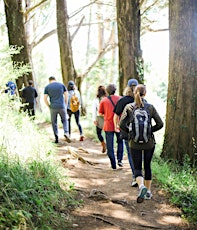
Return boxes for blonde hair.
[123,85,136,97]
[134,84,146,107]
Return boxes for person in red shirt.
[99,84,123,170]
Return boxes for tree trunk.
[116,0,144,95]
[4,0,33,96]
[56,0,77,86]
[162,0,197,164]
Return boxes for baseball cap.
[127,79,138,87]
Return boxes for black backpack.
[129,103,152,143]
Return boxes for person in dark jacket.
[22,80,38,118]
[113,79,138,187]
[120,84,163,203]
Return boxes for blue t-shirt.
[44,82,67,109]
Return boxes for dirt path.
[44,124,192,230]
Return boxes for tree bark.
[4,0,33,95]
[162,0,197,164]
[116,0,144,95]
[56,0,77,86]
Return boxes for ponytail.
[134,84,146,108]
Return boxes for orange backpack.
[70,93,80,112]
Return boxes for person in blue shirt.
[44,76,70,144]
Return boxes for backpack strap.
[107,96,115,107]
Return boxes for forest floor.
[43,123,195,230]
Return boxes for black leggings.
[96,126,104,143]
[130,147,155,180]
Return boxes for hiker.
[113,79,139,187]
[44,76,70,144]
[120,84,163,203]
[92,85,107,153]
[67,81,84,141]
[5,81,17,99]
[22,80,38,118]
[99,83,123,170]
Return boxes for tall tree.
[116,0,143,94]
[4,0,33,96]
[56,0,77,86]
[162,0,197,164]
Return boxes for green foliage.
[0,154,77,229]
[152,156,197,223]
[0,54,79,229]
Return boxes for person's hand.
[94,121,97,126]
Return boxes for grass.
[152,155,197,224]
[0,97,79,229]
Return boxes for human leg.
[131,148,147,203]
[125,140,137,186]
[144,147,155,199]
[115,132,123,166]
[50,109,58,142]
[59,109,71,143]
[97,126,106,153]
[74,110,83,140]
[105,131,116,169]
[67,109,72,136]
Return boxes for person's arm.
[92,98,98,124]
[44,94,50,108]
[151,106,164,132]
[64,91,68,105]
[119,104,133,133]
[113,114,120,132]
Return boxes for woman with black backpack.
[120,84,163,203]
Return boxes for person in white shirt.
[92,85,107,153]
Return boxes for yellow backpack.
[70,93,80,112]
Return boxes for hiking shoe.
[145,191,152,200]
[137,185,147,203]
[131,179,138,187]
[55,135,59,143]
[118,162,123,167]
[80,135,84,141]
[64,134,71,143]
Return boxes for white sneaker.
[137,185,147,203]
[145,191,152,200]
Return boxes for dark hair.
[49,76,56,81]
[28,80,33,85]
[134,84,146,107]
[96,86,107,99]
[106,84,116,95]
[67,81,75,91]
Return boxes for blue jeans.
[124,140,135,179]
[50,108,69,137]
[105,131,123,169]
[130,147,155,180]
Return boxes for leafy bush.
[152,157,197,223]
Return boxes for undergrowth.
[152,156,197,224]
[0,96,79,229]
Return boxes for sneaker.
[145,191,152,200]
[137,185,147,203]
[118,162,123,167]
[131,179,138,187]
[55,135,59,144]
[80,135,84,141]
[64,134,71,143]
